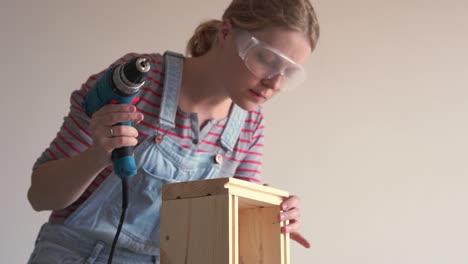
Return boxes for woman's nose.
[261,74,284,91]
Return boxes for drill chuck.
[112,57,151,96]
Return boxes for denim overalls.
[28,51,247,264]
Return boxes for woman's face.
[218,25,312,111]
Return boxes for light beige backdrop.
[1,0,467,263]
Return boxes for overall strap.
[219,104,248,152]
[158,51,185,130]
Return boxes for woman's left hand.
[279,195,311,248]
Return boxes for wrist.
[85,146,112,169]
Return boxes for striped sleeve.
[32,53,139,171]
[233,110,265,183]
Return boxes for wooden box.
[160,177,290,264]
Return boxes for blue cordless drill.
[83,56,151,179]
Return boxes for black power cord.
[108,178,129,264]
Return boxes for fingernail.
[282,204,288,210]
[280,213,286,221]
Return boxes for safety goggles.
[234,29,307,91]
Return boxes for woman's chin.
[234,100,261,112]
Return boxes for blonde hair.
[186,0,320,57]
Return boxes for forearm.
[27,146,110,211]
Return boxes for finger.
[279,207,301,221]
[290,232,311,249]
[281,195,300,211]
[92,112,144,127]
[93,104,136,117]
[282,219,301,234]
[107,125,139,138]
[92,135,139,153]
[92,124,139,139]
[160,248,169,264]
[108,136,139,150]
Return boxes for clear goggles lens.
[235,29,307,90]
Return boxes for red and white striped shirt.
[33,52,266,223]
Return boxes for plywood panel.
[238,206,284,264]
[161,195,230,264]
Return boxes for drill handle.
[111,116,138,179]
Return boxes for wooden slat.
[162,177,289,202]
[281,219,291,264]
[230,195,239,264]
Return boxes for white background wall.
[1,0,467,263]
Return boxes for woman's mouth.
[249,89,266,102]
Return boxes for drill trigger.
[131,96,141,105]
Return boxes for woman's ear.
[218,19,233,42]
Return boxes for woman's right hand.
[88,104,144,166]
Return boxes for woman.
[27,0,320,263]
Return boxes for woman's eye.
[284,67,298,77]
[256,52,277,65]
